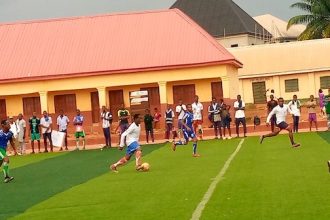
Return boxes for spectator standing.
[208,97,222,139]
[319,89,326,118]
[288,95,301,133]
[16,113,26,155]
[153,108,161,129]
[117,104,130,144]
[144,109,154,144]
[165,104,175,141]
[306,95,318,131]
[29,112,41,154]
[176,99,187,141]
[8,116,19,155]
[267,95,278,132]
[57,110,70,151]
[101,106,112,148]
[325,89,330,131]
[40,111,53,152]
[265,89,276,101]
[192,95,204,140]
[73,109,85,150]
[234,95,247,138]
[221,103,232,139]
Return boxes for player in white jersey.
[110,114,144,172]
[260,97,300,148]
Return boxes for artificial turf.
[1,133,330,220]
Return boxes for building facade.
[229,39,330,104]
[0,9,241,133]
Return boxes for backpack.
[254,116,261,128]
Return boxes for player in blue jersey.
[0,120,16,183]
[172,104,200,157]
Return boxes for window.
[285,79,299,92]
[54,94,77,114]
[320,76,330,89]
[252,82,267,104]
[23,97,41,116]
[231,44,238,48]
[173,84,195,104]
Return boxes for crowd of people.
[2,89,330,156]
[1,89,330,180]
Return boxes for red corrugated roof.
[0,9,242,83]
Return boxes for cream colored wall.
[229,39,330,77]
[217,34,265,48]
[240,70,330,103]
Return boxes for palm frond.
[287,15,315,29]
[290,2,312,12]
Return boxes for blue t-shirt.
[183,112,194,130]
[0,130,13,149]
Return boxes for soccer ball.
[141,162,150,172]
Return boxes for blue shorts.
[183,129,196,141]
[126,141,140,156]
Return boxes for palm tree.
[287,0,330,40]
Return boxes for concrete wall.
[217,34,265,48]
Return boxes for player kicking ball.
[0,120,16,183]
[110,114,144,172]
[172,104,200,157]
[260,97,300,148]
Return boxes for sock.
[175,140,183,146]
[82,139,86,148]
[193,143,197,154]
[3,162,9,178]
[76,140,80,149]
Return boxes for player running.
[172,104,200,157]
[0,120,16,183]
[260,97,300,148]
[110,114,144,172]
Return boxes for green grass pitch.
[0,132,330,220]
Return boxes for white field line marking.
[190,138,245,220]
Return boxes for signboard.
[129,90,149,116]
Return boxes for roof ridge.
[0,9,175,27]
[173,8,242,66]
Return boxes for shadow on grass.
[0,144,164,219]
[317,131,330,143]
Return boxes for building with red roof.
[0,9,241,137]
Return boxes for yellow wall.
[0,64,237,115]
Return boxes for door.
[173,84,195,105]
[109,90,124,122]
[54,94,77,114]
[90,92,100,123]
[0,99,7,120]
[252,82,267,104]
[141,87,161,112]
[211,82,223,101]
[23,97,41,117]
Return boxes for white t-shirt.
[101,111,112,128]
[234,101,246,118]
[288,100,301,116]
[10,123,20,138]
[267,104,292,124]
[120,122,141,147]
[40,116,52,134]
[192,102,203,120]
[176,104,187,120]
[16,119,26,142]
[57,115,69,131]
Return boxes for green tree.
[287,0,330,40]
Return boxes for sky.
[0,0,302,23]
